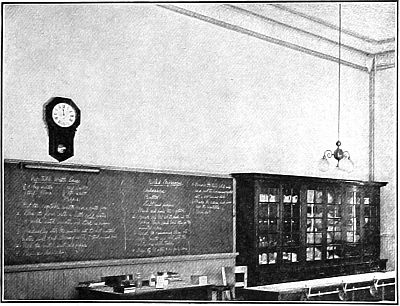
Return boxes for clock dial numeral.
[52,103,77,127]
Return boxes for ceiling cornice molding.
[159,4,395,72]
[224,4,369,56]
[229,3,395,55]
[270,3,395,45]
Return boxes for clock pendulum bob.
[48,128,76,162]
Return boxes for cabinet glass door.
[258,186,279,265]
[306,188,324,261]
[282,186,300,263]
[343,189,362,259]
[362,191,379,259]
[326,187,343,259]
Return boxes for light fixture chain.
[319,4,354,173]
[338,3,341,141]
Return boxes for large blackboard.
[4,161,233,265]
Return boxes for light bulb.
[318,157,330,172]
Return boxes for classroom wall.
[374,67,396,271]
[3,4,396,299]
[3,4,371,179]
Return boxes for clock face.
[52,103,77,127]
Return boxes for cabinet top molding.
[231,173,387,187]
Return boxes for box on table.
[191,275,208,285]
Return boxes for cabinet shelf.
[233,173,387,286]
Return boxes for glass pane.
[307,204,323,217]
[283,251,298,262]
[283,220,291,232]
[258,206,268,218]
[327,205,340,218]
[346,231,355,242]
[307,190,315,203]
[259,253,267,264]
[268,188,279,202]
[345,206,353,215]
[292,204,300,216]
[268,252,277,264]
[306,247,322,261]
[283,194,292,203]
[327,231,341,243]
[269,203,278,216]
[283,204,291,218]
[307,232,323,244]
[282,234,291,244]
[345,192,354,204]
[269,219,277,232]
[259,236,267,247]
[268,234,278,245]
[292,220,300,232]
[258,219,267,231]
[328,189,342,204]
[333,231,342,241]
[364,206,371,217]
[327,232,333,244]
[314,218,323,231]
[315,191,323,203]
[306,247,313,261]
[327,191,333,203]
[307,219,313,232]
[307,233,314,244]
[314,233,322,244]
[327,218,340,229]
[327,245,342,259]
[314,247,322,260]
[314,205,323,216]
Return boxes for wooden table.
[239,271,396,301]
[76,282,214,300]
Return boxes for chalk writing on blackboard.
[192,181,233,215]
[13,173,118,260]
[4,161,233,265]
[126,176,191,257]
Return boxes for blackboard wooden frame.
[4,252,239,272]
[3,159,236,269]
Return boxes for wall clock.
[44,97,81,162]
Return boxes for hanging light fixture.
[319,4,354,173]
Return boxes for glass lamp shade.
[338,156,354,172]
[318,157,330,172]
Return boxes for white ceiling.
[247,3,397,43]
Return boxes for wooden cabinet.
[232,173,388,286]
